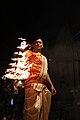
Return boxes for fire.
[2,38,31,81]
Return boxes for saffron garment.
[23,50,56,120]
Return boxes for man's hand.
[51,85,56,95]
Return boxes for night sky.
[0,1,80,73]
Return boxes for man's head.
[32,38,43,52]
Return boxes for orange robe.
[23,50,55,120]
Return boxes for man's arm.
[46,73,56,95]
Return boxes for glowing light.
[2,38,32,81]
[18,38,26,40]
[17,41,28,50]
[14,52,18,54]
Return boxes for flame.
[2,39,32,81]
[14,52,18,55]
[3,57,32,80]
[18,38,26,41]
[17,41,28,50]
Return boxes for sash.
[39,55,48,78]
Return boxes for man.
[23,38,56,120]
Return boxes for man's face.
[32,39,43,51]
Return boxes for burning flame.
[2,38,31,81]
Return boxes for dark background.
[0,1,80,64]
[0,1,80,63]
[0,1,80,120]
